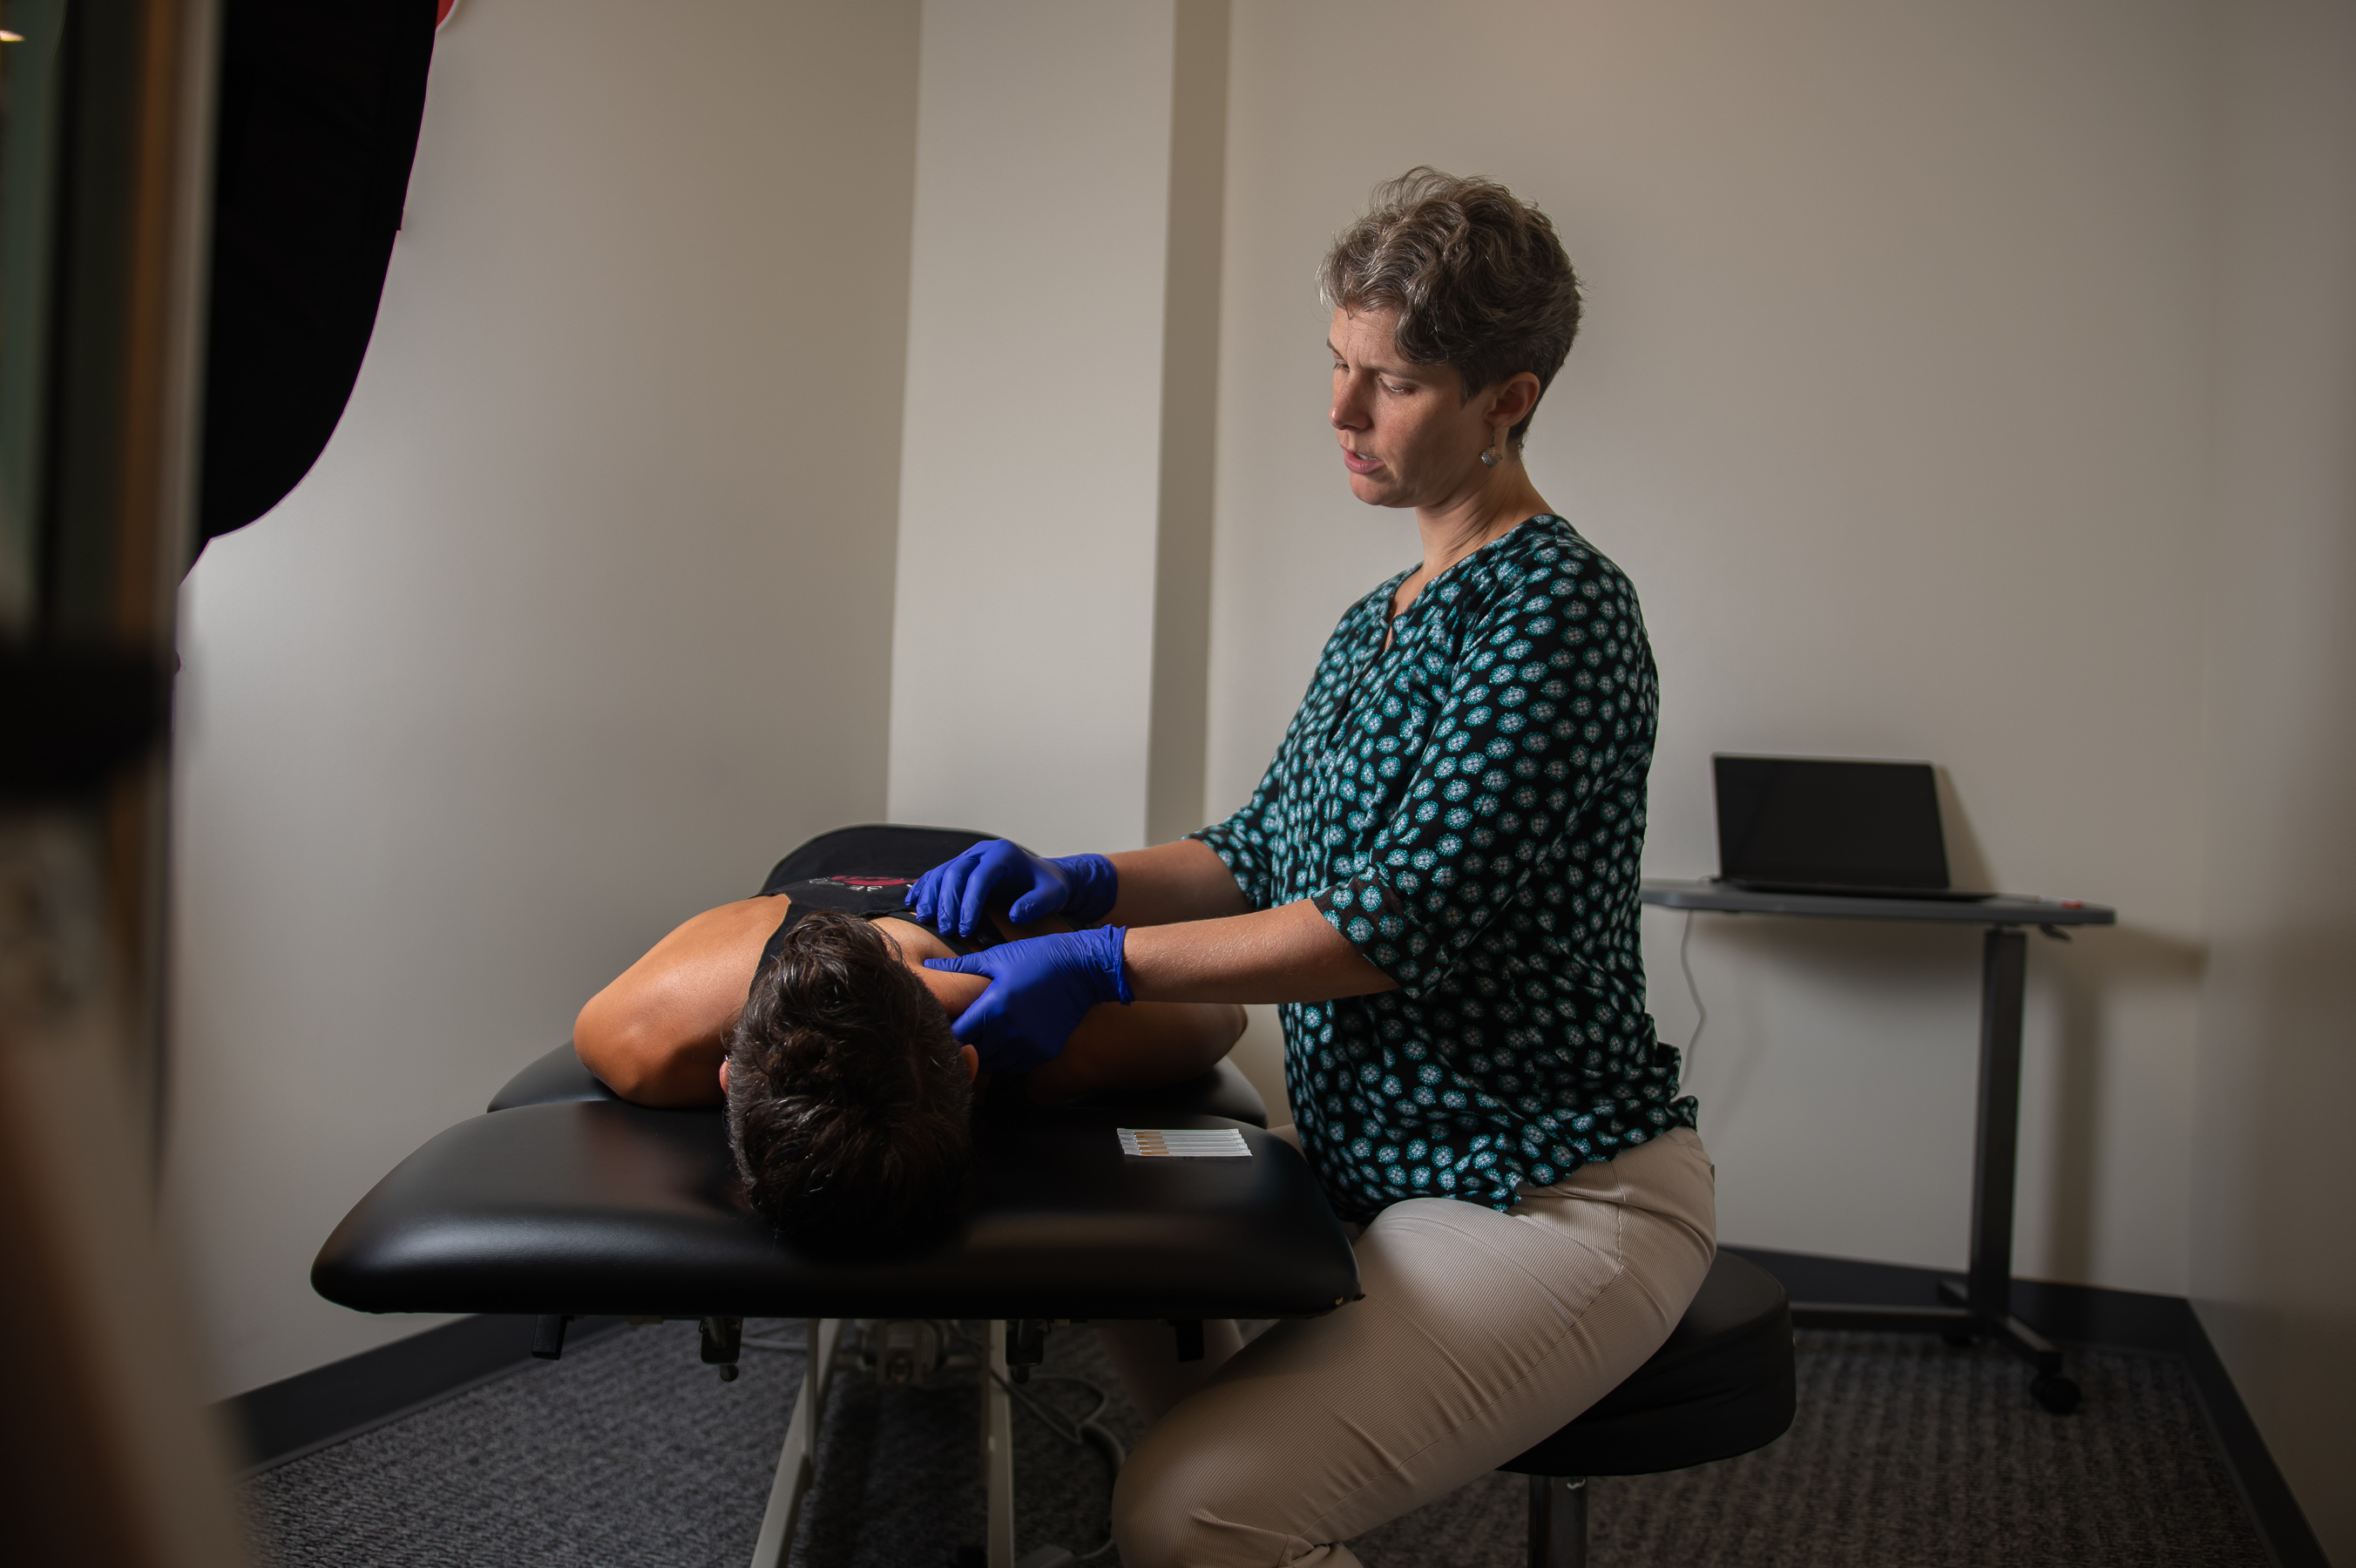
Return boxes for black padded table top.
[320,821,1350,1326]
[314,1098,1356,1321]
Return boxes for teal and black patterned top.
[1193,515,1696,1221]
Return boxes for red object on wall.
[436,0,458,27]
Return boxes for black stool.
[1499,1252,1796,1568]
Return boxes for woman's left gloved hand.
[925,926,1132,1074]
[905,840,1119,937]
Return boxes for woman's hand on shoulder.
[905,840,1119,936]
[876,907,1093,1050]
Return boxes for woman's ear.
[1485,370,1542,436]
[960,1044,980,1083]
[719,1058,732,1095]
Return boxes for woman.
[909,169,1712,1566]
[572,855,1245,1250]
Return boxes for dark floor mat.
[244,1326,2265,1567]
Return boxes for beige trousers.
[1099,1126,1716,1568]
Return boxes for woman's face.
[1329,306,1495,510]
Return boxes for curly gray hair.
[1320,168,1583,447]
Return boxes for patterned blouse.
[1193,515,1696,1221]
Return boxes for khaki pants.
[1099,1126,1716,1568]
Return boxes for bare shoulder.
[869,915,955,963]
[587,896,793,1021]
[683,895,794,943]
[591,895,790,1004]
[869,916,988,1024]
[574,893,792,1108]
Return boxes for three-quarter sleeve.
[1192,777,1282,911]
[1190,588,1396,915]
[1310,564,1655,1001]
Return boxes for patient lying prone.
[573,891,1245,1248]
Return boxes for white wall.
[886,0,1182,855]
[2191,0,2356,1555]
[1208,0,2217,1294]
[884,0,1286,1105]
[163,0,922,1399]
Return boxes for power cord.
[944,1322,1127,1560]
[1678,909,1709,1089]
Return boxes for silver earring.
[1479,439,1502,470]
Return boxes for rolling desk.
[1642,879,2116,1412]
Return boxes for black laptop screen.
[1713,755,1951,891]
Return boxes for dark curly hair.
[725,911,973,1251]
[1319,167,1583,447]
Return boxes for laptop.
[1712,754,1991,901]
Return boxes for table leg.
[983,1320,1016,1568]
[749,1317,842,1568]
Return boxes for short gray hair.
[1320,168,1582,445]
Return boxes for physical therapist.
[908,168,1713,1568]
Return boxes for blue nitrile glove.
[924,925,1132,1074]
[905,839,1120,937]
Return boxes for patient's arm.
[573,898,1247,1109]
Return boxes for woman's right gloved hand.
[924,925,1132,1074]
[904,839,1118,937]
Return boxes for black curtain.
[196,0,436,556]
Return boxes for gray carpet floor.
[243,1323,2268,1567]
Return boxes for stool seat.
[1500,1250,1795,1477]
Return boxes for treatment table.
[313,826,1360,1568]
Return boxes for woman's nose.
[1331,384,1367,429]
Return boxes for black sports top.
[753,869,1006,980]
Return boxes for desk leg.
[749,1317,842,1568]
[1967,927,2027,1321]
[1954,928,2077,1412]
[1790,926,2078,1412]
[983,1320,1017,1568]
